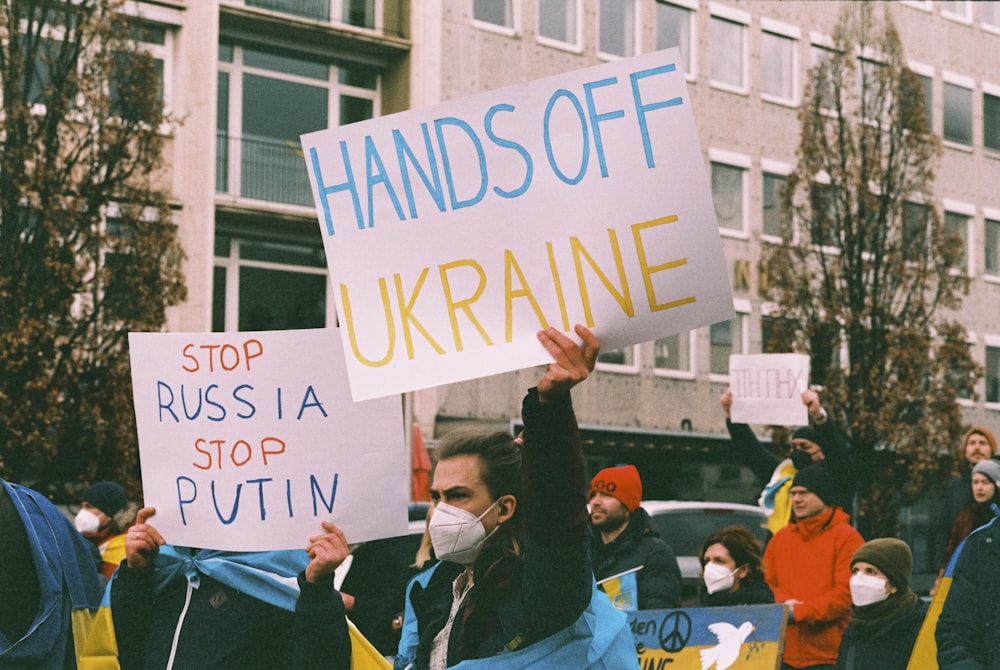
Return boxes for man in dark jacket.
[936,514,1000,668]
[589,464,682,610]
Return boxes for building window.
[982,1,1000,29]
[987,344,1000,404]
[599,0,635,58]
[810,183,841,248]
[810,43,840,111]
[597,345,637,371]
[943,80,972,145]
[761,315,796,354]
[656,1,692,76]
[712,162,745,234]
[710,16,745,90]
[538,0,579,46]
[986,218,1000,275]
[654,332,693,374]
[213,235,330,332]
[762,172,787,238]
[710,315,745,376]
[985,91,1000,152]
[944,210,969,272]
[474,0,513,28]
[917,72,934,131]
[902,202,929,261]
[941,0,972,22]
[217,43,378,207]
[761,30,795,102]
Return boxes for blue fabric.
[394,575,638,670]
[0,480,104,668]
[148,545,310,612]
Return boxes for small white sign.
[128,329,408,551]
[728,353,810,426]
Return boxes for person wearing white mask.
[76,480,138,579]
[397,326,639,670]
[698,525,773,607]
[836,539,926,670]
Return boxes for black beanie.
[791,464,837,507]
[82,481,128,517]
[851,538,913,593]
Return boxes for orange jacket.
[764,507,864,668]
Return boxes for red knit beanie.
[589,465,643,512]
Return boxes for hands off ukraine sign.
[302,48,733,401]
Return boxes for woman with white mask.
[836,538,926,670]
[698,525,773,607]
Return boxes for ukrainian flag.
[597,565,642,612]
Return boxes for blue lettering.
[629,64,682,169]
[394,125,446,218]
[211,480,242,525]
[181,385,203,420]
[484,103,533,198]
[158,381,178,423]
[176,476,196,525]
[543,89,590,185]
[434,117,488,209]
[276,387,283,420]
[365,135,406,227]
[204,383,226,421]
[297,385,328,420]
[247,477,272,521]
[583,77,625,178]
[311,473,339,515]
[286,478,294,518]
[234,384,256,419]
[310,142,364,236]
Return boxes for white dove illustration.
[699,621,755,670]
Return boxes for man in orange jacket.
[763,464,864,670]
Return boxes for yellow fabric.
[71,608,97,666]
[766,463,797,535]
[905,576,950,670]
[100,534,128,570]
[78,603,119,670]
[349,620,391,670]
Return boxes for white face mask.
[428,499,501,565]
[703,561,737,594]
[74,509,101,535]
[850,572,891,607]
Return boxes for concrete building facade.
[127,0,1000,576]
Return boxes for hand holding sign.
[537,324,600,404]
[305,520,350,583]
[126,506,165,569]
[728,354,810,426]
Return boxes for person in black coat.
[837,538,926,670]
[589,464,682,610]
[698,524,774,607]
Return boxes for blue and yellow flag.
[598,565,642,612]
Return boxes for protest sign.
[128,328,408,551]
[728,353,810,425]
[628,604,786,670]
[302,48,733,400]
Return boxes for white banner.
[302,48,733,400]
[128,329,408,551]
[728,353,810,426]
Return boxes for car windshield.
[648,509,767,556]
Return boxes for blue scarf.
[1,480,104,668]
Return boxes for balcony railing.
[217,133,314,208]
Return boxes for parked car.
[640,500,769,607]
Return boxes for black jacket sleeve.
[519,387,592,642]
[813,418,856,510]
[935,522,994,669]
[726,419,781,484]
[110,563,155,670]
[290,572,352,670]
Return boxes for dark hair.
[699,525,765,582]
[434,431,523,531]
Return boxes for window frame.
[655,0,698,81]
[708,3,750,94]
[941,0,973,24]
[983,80,1000,154]
[596,344,640,374]
[472,0,519,37]
[942,199,975,277]
[536,0,584,52]
[710,148,751,239]
[983,207,1000,281]
[761,158,793,242]
[908,60,935,134]
[707,300,750,383]
[981,0,1000,34]
[653,330,697,380]
[984,334,1000,408]
[759,18,800,107]
[597,0,638,60]
[942,71,974,149]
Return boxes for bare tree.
[0,0,185,499]
[763,2,979,537]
